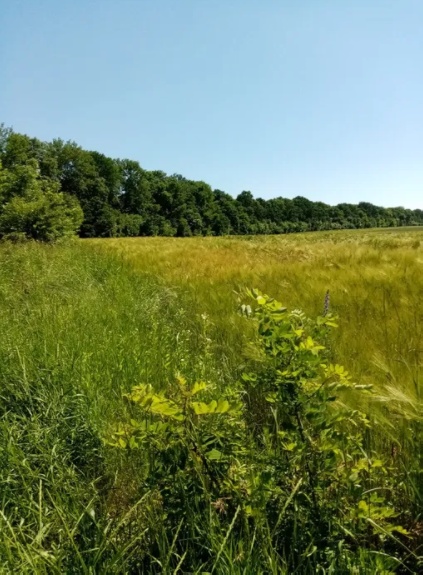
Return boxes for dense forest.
[1,123,422,240]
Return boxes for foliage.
[108,287,417,572]
[109,376,243,551]
[0,241,227,573]
[239,290,410,565]
[1,124,423,239]
[1,236,422,573]
[0,159,83,241]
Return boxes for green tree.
[0,160,83,241]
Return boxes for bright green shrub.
[111,288,414,573]
[239,290,410,569]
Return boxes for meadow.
[91,228,423,410]
[1,228,422,573]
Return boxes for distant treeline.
[1,124,422,238]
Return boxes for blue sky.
[1,0,422,208]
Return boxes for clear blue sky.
[1,0,422,208]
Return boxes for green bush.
[0,160,83,241]
[111,288,415,573]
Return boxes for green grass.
[0,241,229,573]
[91,228,423,417]
[1,229,423,573]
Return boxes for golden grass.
[88,228,423,430]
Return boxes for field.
[90,228,423,408]
[1,228,423,573]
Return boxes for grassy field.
[1,228,423,573]
[90,228,423,414]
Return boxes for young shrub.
[240,289,410,570]
[110,289,413,573]
[108,376,245,570]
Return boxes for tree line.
[1,123,422,240]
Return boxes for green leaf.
[390,525,409,535]
[215,399,230,413]
[191,381,208,395]
[129,435,138,449]
[192,401,213,415]
[206,448,224,460]
[208,400,218,412]
[149,396,184,420]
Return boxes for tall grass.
[90,228,423,418]
[1,228,422,572]
[0,241,229,573]
[91,228,423,569]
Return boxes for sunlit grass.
[1,228,422,572]
[89,228,423,416]
[0,241,229,573]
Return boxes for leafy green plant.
[109,287,417,572]
[109,375,243,495]
[240,289,411,569]
[108,376,247,571]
